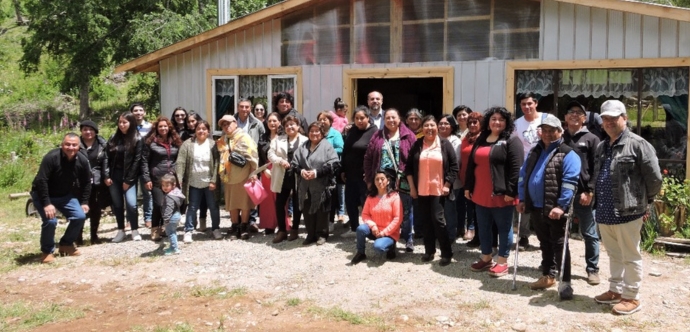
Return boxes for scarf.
[217,128,258,184]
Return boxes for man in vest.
[592,100,661,315]
[518,114,581,300]
[563,103,601,286]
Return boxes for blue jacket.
[519,138,580,211]
[326,127,344,156]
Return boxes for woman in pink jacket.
[351,169,402,265]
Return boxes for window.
[212,76,238,134]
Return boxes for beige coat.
[175,138,220,201]
[268,134,308,193]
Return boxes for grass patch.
[307,305,392,330]
[0,301,85,331]
[0,193,41,273]
[286,297,302,307]
[190,286,246,299]
[457,299,492,311]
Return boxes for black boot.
[229,224,239,240]
[240,223,250,240]
[90,220,101,244]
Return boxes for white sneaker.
[183,232,193,243]
[212,229,222,240]
[131,229,142,241]
[112,230,126,243]
[328,223,334,233]
[341,229,356,238]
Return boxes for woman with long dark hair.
[340,106,377,236]
[351,169,402,265]
[142,116,182,241]
[105,112,143,243]
[172,107,189,138]
[182,112,203,142]
[406,115,459,266]
[460,112,483,245]
[257,112,283,235]
[464,107,523,277]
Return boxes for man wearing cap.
[592,100,661,315]
[563,104,602,286]
[31,133,92,263]
[517,114,580,300]
[77,120,109,245]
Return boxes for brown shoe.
[463,229,475,241]
[529,276,555,290]
[594,290,622,304]
[272,231,288,244]
[287,229,299,241]
[41,253,55,264]
[612,299,642,315]
[151,228,161,241]
[58,245,81,256]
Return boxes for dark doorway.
[356,77,444,118]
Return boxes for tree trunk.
[79,78,90,120]
[12,0,26,25]
[197,0,204,13]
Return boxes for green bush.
[0,161,27,189]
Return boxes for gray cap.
[600,100,627,117]
[538,114,563,132]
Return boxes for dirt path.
[2,215,690,331]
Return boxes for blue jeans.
[399,192,414,242]
[475,205,514,258]
[110,169,139,230]
[344,177,368,231]
[31,192,86,254]
[139,176,152,222]
[455,189,476,231]
[336,183,345,216]
[573,200,600,273]
[186,186,220,232]
[443,189,460,241]
[165,218,180,251]
[356,223,395,254]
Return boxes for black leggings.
[275,173,301,232]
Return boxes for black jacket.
[32,148,92,206]
[141,140,180,184]
[563,127,600,194]
[341,124,377,178]
[278,109,309,134]
[105,135,143,186]
[465,134,524,198]
[405,137,459,196]
[79,135,108,186]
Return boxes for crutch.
[558,200,575,296]
[511,213,522,291]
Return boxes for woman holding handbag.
[269,115,308,243]
[176,120,222,240]
[217,115,259,240]
[363,108,417,252]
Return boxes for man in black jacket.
[31,133,92,263]
[563,103,601,286]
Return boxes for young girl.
[160,174,185,255]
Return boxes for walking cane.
[558,200,575,297]
[511,213,521,291]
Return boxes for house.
[116,0,690,177]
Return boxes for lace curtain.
[517,67,689,98]
[239,76,267,98]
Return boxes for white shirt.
[190,139,212,188]
[515,114,543,161]
[370,112,384,130]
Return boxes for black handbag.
[229,151,247,168]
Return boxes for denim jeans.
[399,192,414,243]
[443,189,460,242]
[344,177,367,231]
[187,186,220,232]
[532,209,571,282]
[455,189,476,231]
[110,168,139,230]
[573,200,600,273]
[31,192,86,254]
[356,223,395,254]
[139,175,152,222]
[165,219,180,251]
[475,205,514,258]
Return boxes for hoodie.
[162,187,186,224]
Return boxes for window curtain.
[239,76,267,98]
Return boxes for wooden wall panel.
[624,13,642,59]
[227,33,237,68]
[557,3,576,60]
[642,16,660,59]
[272,19,282,67]
[590,8,608,59]
[660,19,678,58]
[160,58,173,118]
[182,51,193,111]
[473,62,490,111]
[607,11,624,59]
[680,22,690,57]
[542,0,560,60]
[459,62,476,108]
[574,5,591,60]
[488,61,506,108]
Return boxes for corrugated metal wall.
[541,0,690,61]
[158,0,689,119]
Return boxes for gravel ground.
[6,208,690,331]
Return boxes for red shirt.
[471,145,518,208]
[459,138,474,185]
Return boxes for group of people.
[32,91,661,315]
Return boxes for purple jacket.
[363,124,417,184]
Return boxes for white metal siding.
[542,0,685,61]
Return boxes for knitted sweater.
[361,192,402,241]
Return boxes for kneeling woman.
[351,170,402,264]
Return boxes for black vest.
[522,142,573,216]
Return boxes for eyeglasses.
[468,120,480,125]
[174,114,186,118]
[567,109,585,116]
